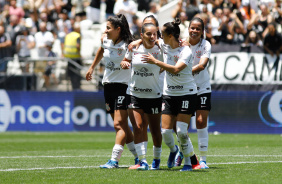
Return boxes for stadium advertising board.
[0,90,281,134]
[208,53,282,90]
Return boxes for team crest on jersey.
[196,50,201,58]
[151,52,159,59]
[105,103,110,111]
[174,55,179,63]
[128,103,135,108]
[162,102,165,111]
[117,48,123,56]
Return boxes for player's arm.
[120,58,131,69]
[192,57,209,75]
[86,37,105,81]
[143,53,186,74]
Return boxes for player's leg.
[176,114,193,171]
[130,108,149,170]
[146,113,162,170]
[161,114,179,168]
[125,109,139,164]
[196,109,209,169]
[196,92,211,169]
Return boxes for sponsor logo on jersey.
[167,72,180,77]
[133,67,154,77]
[167,85,184,90]
[106,61,121,71]
[133,87,153,92]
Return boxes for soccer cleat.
[128,163,140,170]
[199,161,209,169]
[190,154,201,169]
[167,145,179,168]
[137,161,149,170]
[180,165,193,171]
[151,159,160,170]
[134,157,139,165]
[192,161,201,169]
[99,160,119,169]
[174,151,183,166]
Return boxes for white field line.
[0,155,282,159]
[0,161,282,172]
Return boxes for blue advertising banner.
[0,90,281,134]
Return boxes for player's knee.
[176,121,188,143]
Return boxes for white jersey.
[101,37,131,85]
[161,44,197,96]
[190,39,212,95]
[125,44,163,98]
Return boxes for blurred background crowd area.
[0,0,281,91]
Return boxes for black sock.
[190,154,198,165]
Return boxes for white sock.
[197,127,208,161]
[153,146,162,159]
[111,144,124,162]
[176,121,189,157]
[161,128,176,152]
[177,134,194,157]
[187,136,195,157]
[135,142,147,162]
[184,156,192,166]
[126,141,138,158]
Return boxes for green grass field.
[0,132,281,184]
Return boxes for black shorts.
[104,83,128,113]
[196,93,211,111]
[127,95,162,114]
[162,94,197,116]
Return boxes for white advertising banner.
[208,53,282,85]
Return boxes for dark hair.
[107,14,134,45]
[143,15,161,38]
[189,16,205,38]
[141,23,157,34]
[163,18,181,40]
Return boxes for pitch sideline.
[0,160,282,172]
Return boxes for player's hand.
[86,68,93,81]
[128,39,142,51]
[142,53,156,64]
[120,61,131,69]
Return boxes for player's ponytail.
[163,18,181,40]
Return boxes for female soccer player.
[126,15,163,170]
[175,16,212,169]
[143,18,197,171]
[120,23,163,171]
[85,14,138,169]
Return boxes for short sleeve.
[178,46,193,65]
[125,49,132,60]
[201,40,211,59]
